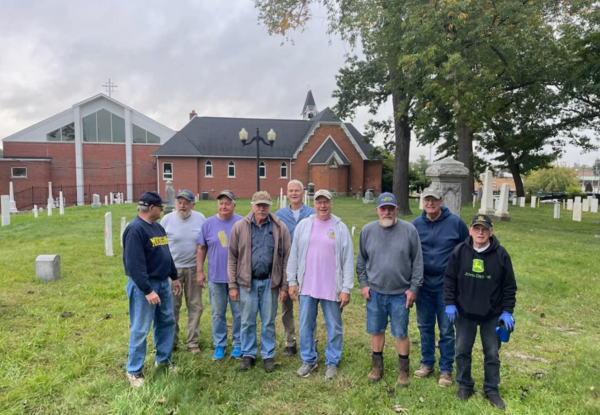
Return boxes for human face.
[470,224,493,247]
[217,197,235,219]
[150,204,163,221]
[176,197,194,219]
[314,196,332,221]
[287,184,303,206]
[423,196,443,216]
[376,205,398,228]
[252,203,270,224]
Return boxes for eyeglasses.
[471,226,490,233]
[152,205,164,211]
[314,200,331,206]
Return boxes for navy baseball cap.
[471,214,493,229]
[176,189,195,202]
[217,189,236,201]
[138,191,166,207]
[377,192,398,208]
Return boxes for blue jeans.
[416,289,455,373]
[239,279,278,359]
[299,295,343,366]
[209,281,241,349]
[126,278,175,375]
[366,290,409,339]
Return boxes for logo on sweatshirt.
[472,259,484,273]
[327,229,335,239]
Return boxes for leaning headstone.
[164,180,175,214]
[91,194,102,208]
[35,255,61,282]
[494,183,510,221]
[591,199,599,214]
[120,217,127,248]
[554,203,560,219]
[47,182,56,208]
[478,170,495,216]
[426,158,470,216]
[1,195,10,226]
[33,205,38,218]
[573,202,582,222]
[59,191,65,215]
[105,212,113,256]
[582,198,589,212]
[530,196,537,208]
[9,182,18,213]
[567,199,573,211]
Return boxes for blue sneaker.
[213,347,225,360]
[229,347,242,359]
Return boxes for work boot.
[397,358,410,387]
[283,346,297,357]
[456,388,475,400]
[368,354,384,382]
[263,358,275,373]
[438,372,454,387]
[239,356,255,371]
[414,365,434,378]
[485,393,506,410]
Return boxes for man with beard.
[161,189,206,354]
[356,192,423,387]
[275,180,315,357]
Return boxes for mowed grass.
[0,197,599,415]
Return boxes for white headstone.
[33,205,38,218]
[573,202,582,222]
[582,199,589,212]
[554,203,560,219]
[588,195,594,202]
[105,212,113,256]
[494,198,499,210]
[563,199,566,210]
[282,195,287,208]
[92,194,101,208]
[47,182,55,208]
[120,217,127,248]
[519,197,525,208]
[495,183,510,220]
[110,193,114,205]
[530,196,537,208]
[479,170,495,215]
[9,182,18,213]
[59,191,65,215]
[105,195,108,206]
[35,255,61,282]
[512,197,517,206]
[351,226,356,236]
[425,157,469,216]
[48,203,53,216]
[419,194,423,210]
[567,199,573,211]
[591,199,599,214]
[472,194,477,207]
[1,195,10,226]
[575,196,582,204]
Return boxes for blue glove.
[445,305,458,323]
[499,311,514,332]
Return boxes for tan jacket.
[228,211,291,292]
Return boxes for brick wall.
[0,160,51,195]
[133,145,160,186]
[82,143,126,185]
[364,160,382,195]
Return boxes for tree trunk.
[392,90,412,216]
[457,118,474,205]
[505,155,525,198]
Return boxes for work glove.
[499,311,514,332]
[445,305,458,323]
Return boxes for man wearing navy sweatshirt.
[412,187,468,387]
[123,191,182,388]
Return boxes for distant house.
[153,91,382,199]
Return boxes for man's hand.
[361,286,371,301]
[339,292,350,308]
[499,311,515,331]
[445,305,458,323]
[405,289,417,309]
[288,285,298,301]
[229,288,240,302]
[172,280,182,296]
[196,270,206,288]
[145,291,161,306]
[279,290,289,302]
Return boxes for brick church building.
[1,91,381,208]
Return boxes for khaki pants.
[281,296,296,348]
[171,267,203,350]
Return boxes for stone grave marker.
[48,203,53,216]
[120,217,127,248]
[363,189,374,204]
[1,195,10,226]
[47,182,56,208]
[591,199,599,214]
[105,195,108,206]
[426,157,469,216]
[582,199,589,212]
[519,197,525,208]
[105,212,113,256]
[164,180,175,214]
[554,203,560,219]
[494,183,510,221]
[33,205,38,218]
[92,194,102,208]
[567,199,573,210]
[512,197,517,206]
[418,194,423,210]
[35,255,61,282]
[9,182,18,213]
[573,202,582,222]
[530,196,537,208]
[59,191,65,215]
[479,170,495,215]
[575,196,582,204]
[351,226,356,236]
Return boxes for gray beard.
[177,210,192,219]
[380,218,395,228]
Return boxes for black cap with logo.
[470,214,493,229]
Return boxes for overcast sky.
[0,0,596,166]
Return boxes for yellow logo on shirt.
[150,236,168,247]
[327,229,335,239]
[218,230,228,247]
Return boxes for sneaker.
[126,372,145,388]
[325,365,337,380]
[438,372,454,387]
[283,345,297,357]
[414,365,435,378]
[397,358,410,387]
[230,347,242,359]
[263,358,275,373]
[297,362,318,378]
[485,393,506,410]
[188,347,200,355]
[213,347,225,361]
[456,388,475,401]
[239,356,255,371]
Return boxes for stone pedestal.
[35,255,61,282]
[47,182,56,208]
[164,180,175,214]
[494,183,510,221]
[425,157,469,216]
[478,170,495,216]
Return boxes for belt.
[252,275,271,280]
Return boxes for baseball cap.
[377,192,397,208]
[176,189,195,202]
[251,191,272,205]
[217,189,236,201]
[138,191,166,207]
[422,187,442,199]
[314,189,332,200]
[470,214,493,229]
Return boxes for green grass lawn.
[1,198,599,415]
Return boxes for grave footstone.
[494,183,510,221]
[479,170,495,215]
[519,197,525,208]
[591,199,599,214]
[9,182,18,213]
[1,195,10,226]
[105,212,113,256]
[573,202,582,222]
[426,157,469,216]
[567,199,573,211]
[35,255,61,282]
[59,191,65,215]
[92,194,102,208]
[554,203,560,219]
[33,205,38,218]
[582,199,589,212]
[530,196,537,208]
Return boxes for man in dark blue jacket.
[412,187,468,387]
[123,191,182,388]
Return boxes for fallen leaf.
[61,312,72,318]
[419,397,425,403]
[27,291,34,294]
[540,313,546,318]
[75,332,81,336]
[529,308,538,313]
[392,405,408,413]
[531,334,539,339]
[592,393,598,399]
[157,397,166,404]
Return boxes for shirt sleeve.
[198,221,208,246]
[444,248,459,305]
[409,227,424,295]
[124,229,153,295]
[501,250,518,313]
[356,228,369,288]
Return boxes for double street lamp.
[239,127,276,191]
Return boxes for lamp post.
[239,127,276,191]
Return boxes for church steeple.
[301,90,318,120]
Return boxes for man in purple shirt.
[197,190,244,360]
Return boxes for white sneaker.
[126,372,145,388]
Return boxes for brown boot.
[368,354,384,382]
[397,358,410,387]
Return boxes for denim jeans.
[239,278,278,359]
[126,278,176,375]
[298,295,343,366]
[416,289,455,373]
[209,281,241,349]
[455,315,501,393]
[365,290,409,339]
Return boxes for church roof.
[308,137,350,165]
[301,90,316,114]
